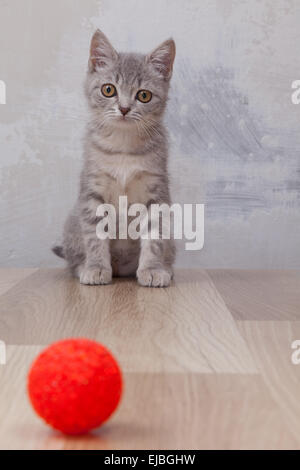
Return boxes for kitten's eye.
[101,84,117,98]
[136,90,152,103]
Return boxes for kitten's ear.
[146,39,176,80]
[89,29,118,72]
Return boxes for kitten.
[52,29,176,287]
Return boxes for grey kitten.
[53,29,176,287]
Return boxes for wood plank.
[83,373,297,450]
[0,269,256,374]
[0,346,296,450]
[0,346,63,450]
[237,321,300,443]
[208,269,300,320]
[0,268,37,296]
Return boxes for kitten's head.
[85,29,175,134]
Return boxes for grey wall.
[0,0,299,268]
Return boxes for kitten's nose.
[119,106,130,116]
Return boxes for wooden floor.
[1,268,300,449]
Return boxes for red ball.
[27,339,122,435]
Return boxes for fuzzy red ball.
[27,339,122,435]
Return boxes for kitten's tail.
[52,245,65,259]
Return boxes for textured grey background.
[0,0,299,268]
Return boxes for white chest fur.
[93,151,159,207]
[101,153,148,189]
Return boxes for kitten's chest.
[98,153,156,206]
[106,154,144,188]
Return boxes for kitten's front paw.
[137,268,171,288]
[79,267,112,285]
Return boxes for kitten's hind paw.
[79,267,112,285]
[137,268,172,288]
